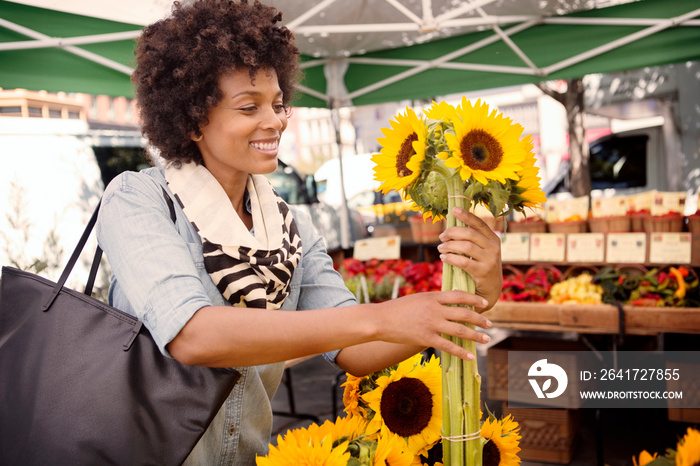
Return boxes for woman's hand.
[437,207,503,310]
[371,290,493,362]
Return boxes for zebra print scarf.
[164,162,302,309]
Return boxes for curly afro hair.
[132,0,300,165]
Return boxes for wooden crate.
[486,337,589,408]
[484,302,560,325]
[502,402,578,464]
[666,360,700,423]
[558,305,700,333]
[668,408,700,423]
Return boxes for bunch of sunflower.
[373,97,545,465]
[257,353,522,466]
[373,97,545,223]
[633,427,700,466]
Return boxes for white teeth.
[251,141,277,151]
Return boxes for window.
[265,165,304,205]
[49,108,62,118]
[0,106,22,116]
[589,134,648,189]
[28,107,42,117]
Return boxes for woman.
[96,0,503,463]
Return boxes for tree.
[538,78,591,197]
[1,181,64,278]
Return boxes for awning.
[1,0,699,107]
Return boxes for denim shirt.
[96,167,356,465]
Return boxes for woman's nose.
[260,106,285,131]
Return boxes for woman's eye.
[274,104,286,112]
[239,106,256,112]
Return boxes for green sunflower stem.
[441,175,483,466]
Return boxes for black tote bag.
[0,192,240,465]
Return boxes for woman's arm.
[166,289,492,371]
[169,207,502,374]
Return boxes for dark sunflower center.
[396,133,418,178]
[482,439,502,466]
[379,377,433,437]
[459,129,503,172]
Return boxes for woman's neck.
[209,170,253,229]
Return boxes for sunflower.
[314,415,368,444]
[342,374,365,418]
[373,431,415,466]
[443,97,526,185]
[676,427,700,466]
[480,415,522,466]
[411,439,443,465]
[255,427,350,466]
[512,136,546,209]
[632,450,658,466]
[374,107,427,193]
[362,354,442,457]
[424,100,459,123]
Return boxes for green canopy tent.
[1,0,699,107]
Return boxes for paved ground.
[270,328,697,465]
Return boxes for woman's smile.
[250,138,279,155]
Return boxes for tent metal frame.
[292,0,700,105]
[1,0,699,106]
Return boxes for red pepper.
[630,298,663,306]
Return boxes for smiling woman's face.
[195,67,288,184]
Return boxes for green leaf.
[486,182,511,217]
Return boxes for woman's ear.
[190,131,203,142]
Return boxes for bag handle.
[42,186,177,312]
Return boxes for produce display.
[593,266,699,307]
[337,259,699,307]
[335,258,442,303]
[547,273,603,304]
[500,265,562,302]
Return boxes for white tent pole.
[62,47,134,75]
[346,20,538,101]
[285,0,338,29]
[433,0,498,23]
[441,16,535,28]
[289,15,700,39]
[383,0,422,25]
[299,58,329,69]
[0,30,140,51]
[295,84,329,103]
[421,0,434,30]
[543,7,700,75]
[0,17,133,75]
[475,6,541,75]
[545,17,700,27]
[347,56,534,75]
[293,16,535,34]
[295,23,420,34]
[434,62,535,74]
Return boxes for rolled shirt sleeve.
[97,171,212,356]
